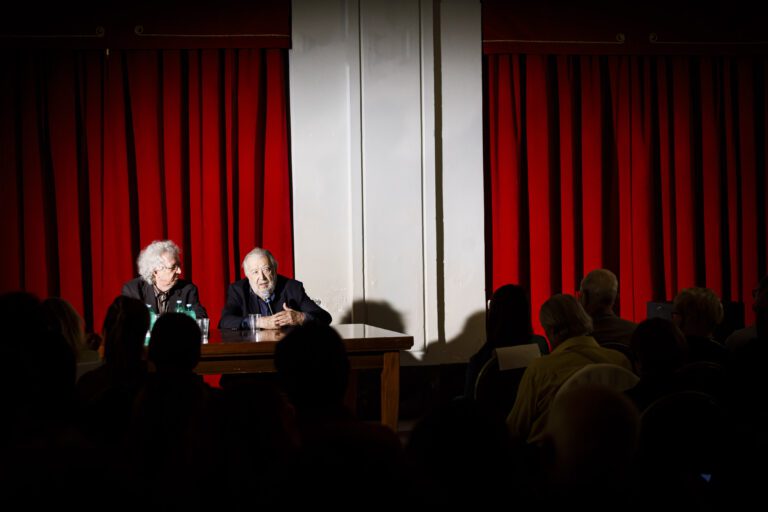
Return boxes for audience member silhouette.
[672,287,727,365]
[507,293,633,444]
[405,397,532,507]
[726,279,768,432]
[76,296,150,446]
[0,292,96,510]
[217,379,300,507]
[540,384,640,511]
[127,313,224,511]
[716,282,768,510]
[625,317,689,411]
[579,269,638,346]
[273,323,411,506]
[0,291,45,425]
[463,284,548,398]
[724,274,767,350]
[40,297,100,363]
[634,390,733,511]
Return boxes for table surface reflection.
[202,323,413,355]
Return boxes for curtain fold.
[486,53,768,332]
[0,48,292,332]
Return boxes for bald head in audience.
[579,269,637,346]
[579,269,619,314]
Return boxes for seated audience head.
[539,294,594,348]
[0,292,43,402]
[21,330,77,415]
[242,247,278,300]
[274,323,349,413]
[579,269,619,315]
[137,239,182,292]
[0,291,43,342]
[543,384,640,493]
[753,274,768,303]
[672,287,723,337]
[630,317,688,378]
[40,297,86,358]
[102,295,150,368]
[147,312,201,372]
[486,284,533,347]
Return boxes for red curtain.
[0,48,292,332]
[486,53,768,332]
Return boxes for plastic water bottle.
[174,299,184,314]
[145,304,157,344]
[185,303,197,320]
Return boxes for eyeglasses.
[159,264,180,273]
[247,266,274,277]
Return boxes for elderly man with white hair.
[219,247,331,330]
[121,240,208,318]
[578,269,637,346]
[506,294,632,444]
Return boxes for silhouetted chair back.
[555,363,639,399]
[672,361,727,403]
[473,344,541,420]
[638,390,730,494]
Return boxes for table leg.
[380,351,400,431]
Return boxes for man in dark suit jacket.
[219,247,331,330]
[121,240,208,318]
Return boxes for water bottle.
[145,304,157,345]
[185,303,197,320]
[174,299,185,314]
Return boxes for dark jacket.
[121,277,208,318]
[219,275,332,329]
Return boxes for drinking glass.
[247,313,261,331]
[197,317,210,339]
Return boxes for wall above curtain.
[1,0,290,49]
[482,0,768,55]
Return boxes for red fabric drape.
[0,48,292,333]
[486,53,768,333]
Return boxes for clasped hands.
[260,303,305,329]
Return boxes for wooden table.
[196,323,414,431]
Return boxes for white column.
[290,0,485,364]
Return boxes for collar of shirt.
[551,335,600,354]
[249,286,275,303]
[153,285,171,313]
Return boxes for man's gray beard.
[257,286,275,301]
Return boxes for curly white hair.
[137,240,181,284]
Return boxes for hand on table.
[271,303,306,328]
